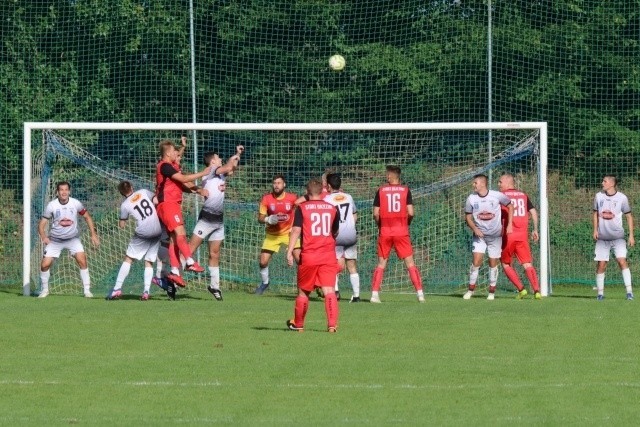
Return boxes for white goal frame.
[23,121,549,297]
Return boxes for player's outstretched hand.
[265,215,279,225]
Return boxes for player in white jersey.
[107,181,163,300]
[188,145,244,301]
[324,173,360,302]
[593,175,635,300]
[37,181,100,298]
[463,174,513,300]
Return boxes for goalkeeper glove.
[265,215,279,225]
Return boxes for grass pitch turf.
[1,286,639,425]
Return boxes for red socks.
[503,265,524,291]
[324,292,339,329]
[371,267,384,291]
[175,234,193,259]
[525,267,540,293]
[408,266,423,291]
[294,295,309,328]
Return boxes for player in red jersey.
[285,179,340,332]
[498,173,541,299]
[255,174,300,294]
[155,137,211,286]
[370,165,424,303]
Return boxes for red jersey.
[293,200,339,266]
[501,189,534,242]
[156,160,184,204]
[373,184,413,237]
[259,191,298,236]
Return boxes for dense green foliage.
[2,1,639,188]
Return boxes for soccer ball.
[329,54,346,71]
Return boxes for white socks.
[468,265,480,286]
[350,273,360,297]
[114,262,131,291]
[596,273,605,295]
[209,266,220,290]
[40,270,50,292]
[260,267,269,285]
[79,268,91,292]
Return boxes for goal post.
[23,121,548,297]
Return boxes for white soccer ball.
[329,54,346,71]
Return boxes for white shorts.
[126,235,161,262]
[43,238,84,258]
[336,243,357,260]
[594,239,627,261]
[472,235,502,259]
[192,220,225,242]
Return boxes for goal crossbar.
[23,121,549,296]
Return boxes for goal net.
[23,122,548,298]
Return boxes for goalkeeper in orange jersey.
[255,174,300,294]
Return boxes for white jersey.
[200,169,226,220]
[465,190,512,237]
[594,190,631,241]
[120,189,162,238]
[42,197,86,241]
[324,190,357,247]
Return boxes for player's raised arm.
[177,135,187,156]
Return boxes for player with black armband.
[188,145,244,301]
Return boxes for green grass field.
[1,286,639,426]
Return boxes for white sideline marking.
[2,379,640,389]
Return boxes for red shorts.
[157,202,184,232]
[501,239,533,264]
[377,235,413,259]
[297,263,338,293]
